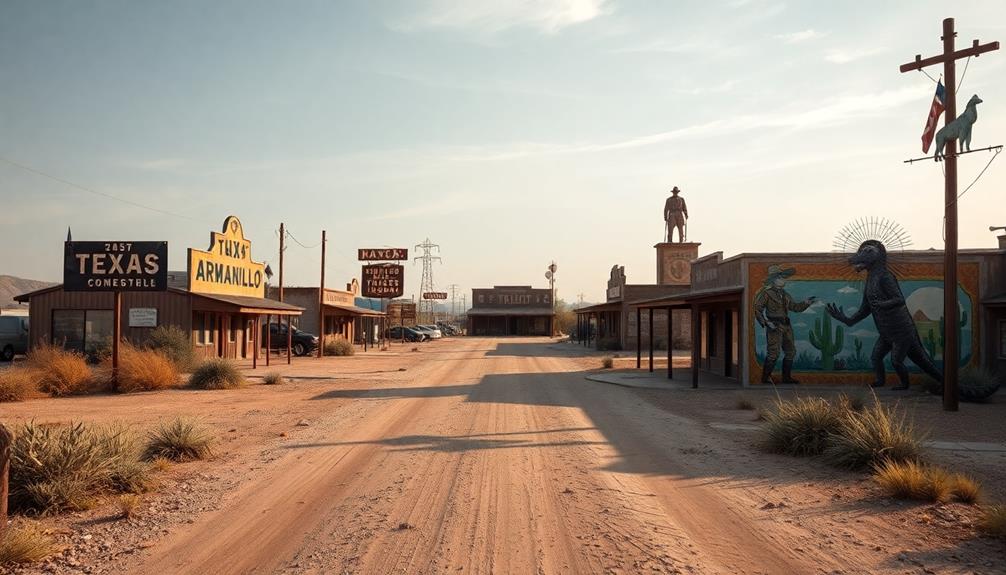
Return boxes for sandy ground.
[3,337,1005,575]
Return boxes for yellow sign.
[188,216,266,298]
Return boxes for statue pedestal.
[655,242,701,285]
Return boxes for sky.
[1,0,1005,304]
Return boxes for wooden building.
[467,286,554,336]
[14,216,303,364]
[269,282,386,346]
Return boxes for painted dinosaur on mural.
[825,240,943,390]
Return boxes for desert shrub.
[9,421,152,514]
[759,397,845,457]
[146,325,196,369]
[597,337,622,351]
[143,417,214,462]
[0,521,58,565]
[26,344,96,396]
[823,400,922,470]
[947,473,982,504]
[957,366,1002,403]
[0,367,41,402]
[873,460,950,502]
[981,505,1006,538]
[836,392,866,412]
[116,494,142,519]
[601,356,614,369]
[188,358,245,390]
[324,336,355,356]
[113,343,180,393]
[262,372,285,385]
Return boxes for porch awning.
[323,302,386,317]
[467,307,554,317]
[573,302,622,314]
[189,292,304,315]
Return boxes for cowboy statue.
[664,186,688,243]
[753,265,817,384]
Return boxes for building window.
[194,312,206,345]
[52,309,113,358]
[207,314,216,345]
[230,316,239,343]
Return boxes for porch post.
[648,308,654,373]
[265,314,271,366]
[252,315,258,370]
[636,307,641,369]
[691,305,700,388]
[666,307,673,380]
[286,315,292,364]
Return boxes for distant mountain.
[0,275,56,309]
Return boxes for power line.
[0,155,204,223]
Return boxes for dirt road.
[11,337,997,575]
[62,336,972,575]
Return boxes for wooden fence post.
[0,422,11,540]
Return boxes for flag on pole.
[921,80,945,153]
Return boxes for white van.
[0,313,30,361]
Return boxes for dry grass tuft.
[146,325,196,370]
[112,343,180,393]
[262,372,285,385]
[823,399,922,470]
[26,344,96,396]
[143,417,214,462]
[947,473,982,504]
[759,397,844,457]
[736,397,756,410]
[601,356,614,369]
[9,421,151,514]
[323,336,355,356]
[0,521,59,565]
[980,505,1006,538]
[148,456,173,472]
[188,358,246,390]
[873,460,950,503]
[116,494,142,519]
[0,367,42,402]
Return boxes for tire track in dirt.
[127,339,492,575]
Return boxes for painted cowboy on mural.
[754,265,817,384]
[664,186,688,243]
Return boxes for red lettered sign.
[361,264,404,298]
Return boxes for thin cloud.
[775,29,826,44]
[826,47,888,64]
[393,0,610,34]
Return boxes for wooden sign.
[128,308,158,327]
[358,248,408,261]
[188,216,266,298]
[388,302,417,322]
[423,292,448,300]
[64,241,167,292]
[361,263,404,298]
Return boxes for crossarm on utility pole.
[900,40,1000,72]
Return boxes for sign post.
[899,18,999,411]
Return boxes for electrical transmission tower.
[447,284,460,321]
[414,238,442,324]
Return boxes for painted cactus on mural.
[808,312,844,371]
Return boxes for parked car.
[437,322,459,336]
[414,325,442,339]
[386,326,425,342]
[262,322,318,356]
[0,314,29,361]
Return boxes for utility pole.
[414,238,442,325]
[900,18,998,412]
[318,229,326,358]
[278,222,285,302]
[448,284,460,321]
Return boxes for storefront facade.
[467,286,554,336]
[269,281,386,346]
[16,216,303,363]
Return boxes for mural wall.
[748,261,980,384]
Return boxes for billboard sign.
[423,292,448,300]
[188,216,266,298]
[64,241,168,292]
[361,263,404,298]
[358,248,408,261]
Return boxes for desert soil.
[4,337,1004,575]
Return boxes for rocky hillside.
[0,275,55,308]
